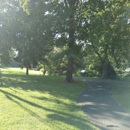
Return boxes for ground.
[77,78,130,130]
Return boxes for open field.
[0,68,99,130]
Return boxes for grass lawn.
[111,81,130,113]
[0,68,99,130]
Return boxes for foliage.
[18,0,94,82]
[0,7,12,66]
[0,0,130,80]
[83,0,130,78]
[0,0,53,75]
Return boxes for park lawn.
[0,68,99,130]
[1,67,38,75]
[111,81,130,113]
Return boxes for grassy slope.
[110,81,130,113]
[0,68,99,130]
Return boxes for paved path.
[77,78,130,130]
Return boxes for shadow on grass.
[5,94,47,122]
[0,89,95,130]
[30,95,78,112]
[1,74,87,101]
[1,75,49,92]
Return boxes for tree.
[19,0,91,82]
[0,0,53,75]
[13,0,128,82]
[83,0,130,78]
[0,1,15,66]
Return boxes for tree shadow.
[0,89,96,130]
[47,113,96,130]
[30,95,76,109]
[1,74,86,102]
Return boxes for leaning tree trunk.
[101,61,108,79]
[26,66,29,75]
[101,45,109,79]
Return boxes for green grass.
[0,68,99,130]
[111,81,130,113]
[1,68,35,75]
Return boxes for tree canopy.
[0,0,129,81]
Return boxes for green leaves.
[0,0,129,79]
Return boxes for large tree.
[83,0,130,78]
[0,0,53,75]
[19,0,91,82]
[1,0,129,80]
[0,0,16,66]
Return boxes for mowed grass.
[111,81,130,113]
[0,68,99,130]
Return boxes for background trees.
[0,0,129,81]
[19,0,95,82]
[0,0,53,75]
[0,0,16,66]
[83,0,130,79]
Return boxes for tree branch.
[64,0,68,8]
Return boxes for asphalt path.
[77,78,130,130]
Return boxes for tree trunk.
[65,0,76,83]
[101,61,108,79]
[44,64,45,70]
[26,66,29,75]
[101,45,108,79]
[65,60,74,83]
